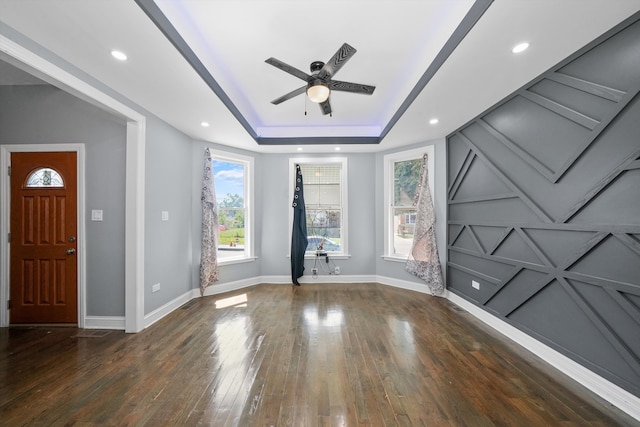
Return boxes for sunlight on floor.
[215,293,248,309]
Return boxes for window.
[26,168,64,187]
[212,152,253,263]
[290,158,348,256]
[404,213,417,224]
[384,146,435,259]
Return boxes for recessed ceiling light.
[334,147,341,151]
[512,42,530,54]
[296,147,303,151]
[429,118,439,125]
[201,121,210,127]
[111,50,128,61]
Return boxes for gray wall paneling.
[446,16,640,397]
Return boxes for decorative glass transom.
[26,168,64,187]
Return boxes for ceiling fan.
[265,42,376,115]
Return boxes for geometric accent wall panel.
[452,156,512,200]
[447,15,640,398]
[485,268,548,314]
[523,229,597,268]
[568,234,640,285]
[491,229,546,266]
[570,169,640,224]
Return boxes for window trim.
[211,150,254,265]
[288,157,349,258]
[383,145,435,260]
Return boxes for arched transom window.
[25,168,64,187]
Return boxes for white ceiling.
[1,0,639,153]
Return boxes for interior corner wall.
[0,84,127,317]
[446,17,640,398]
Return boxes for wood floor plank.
[0,283,638,426]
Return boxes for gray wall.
[345,154,377,275]
[0,85,198,317]
[192,146,444,284]
[144,116,194,312]
[446,16,640,397]
[0,85,127,316]
[258,153,378,278]
[257,153,289,276]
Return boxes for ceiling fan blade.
[271,86,306,105]
[319,99,332,115]
[265,57,311,81]
[317,43,356,79]
[329,80,376,95]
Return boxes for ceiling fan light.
[307,82,330,103]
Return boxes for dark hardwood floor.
[1,283,637,426]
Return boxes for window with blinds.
[299,164,342,252]
[291,158,348,255]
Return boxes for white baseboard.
[259,274,377,285]
[376,275,447,296]
[144,289,193,329]
[202,276,263,296]
[84,316,125,330]
[447,292,640,422]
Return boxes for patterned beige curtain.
[199,148,219,296]
[405,153,444,295]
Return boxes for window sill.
[382,255,408,263]
[286,254,351,260]
[305,254,351,260]
[218,256,257,266]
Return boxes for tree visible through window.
[384,146,435,259]
[213,157,249,260]
[393,158,422,246]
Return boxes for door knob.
[66,248,76,255]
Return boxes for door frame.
[1,32,146,332]
[1,145,85,326]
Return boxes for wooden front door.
[10,152,78,324]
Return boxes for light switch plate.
[161,211,169,221]
[91,210,103,221]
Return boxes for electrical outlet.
[472,280,480,290]
[152,283,161,292]
[311,268,318,275]
[334,266,340,275]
